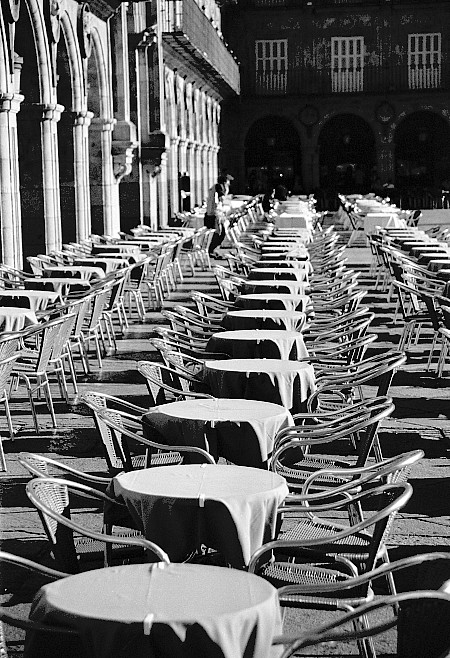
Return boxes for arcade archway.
[244,115,302,194]
[318,114,375,194]
[394,111,450,191]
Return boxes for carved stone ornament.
[375,101,395,125]
[78,3,92,59]
[299,104,319,127]
[1,0,20,23]
[44,0,65,43]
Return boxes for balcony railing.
[248,63,448,96]
[241,0,440,7]
[161,0,240,94]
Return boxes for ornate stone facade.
[0,0,238,265]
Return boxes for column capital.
[0,93,24,113]
[40,103,65,122]
[89,116,117,132]
[72,110,94,126]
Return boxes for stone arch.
[0,17,12,92]
[22,0,53,104]
[394,110,450,192]
[60,11,84,112]
[244,114,302,195]
[57,15,80,244]
[89,27,111,119]
[87,27,113,236]
[318,113,375,194]
[15,0,50,261]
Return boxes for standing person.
[205,176,227,258]
[179,172,191,211]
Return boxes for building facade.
[220,0,450,208]
[0,0,239,267]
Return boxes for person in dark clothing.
[179,172,191,211]
[262,188,275,213]
[205,176,227,257]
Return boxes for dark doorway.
[318,114,375,194]
[244,115,302,195]
[394,111,450,194]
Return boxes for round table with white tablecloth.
[236,293,312,313]
[207,329,309,361]
[203,358,316,414]
[0,306,38,332]
[110,465,288,569]
[142,398,294,469]
[222,309,307,332]
[0,289,60,312]
[26,563,283,658]
[247,267,310,282]
[242,279,309,296]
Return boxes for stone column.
[73,110,93,242]
[168,136,180,217]
[178,139,187,173]
[206,146,214,191]
[201,145,209,202]
[158,151,169,226]
[89,116,119,237]
[41,103,63,253]
[187,143,196,206]
[194,143,202,205]
[0,93,23,268]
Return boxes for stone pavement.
[0,238,449,656]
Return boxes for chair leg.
[41,375,57,428]
[3,393,14,440]
[65,347,79,395]
[0,435,6,471]
[21,375,40,434]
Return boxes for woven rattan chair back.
[82,391,134,473]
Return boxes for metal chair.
[81,391,183,475]
[138,360,213,405]
[0,550,79,658]
[271,396,395,490]
[250,482,412,658]
[95,407,215,467]
[26,477,169,573]
[10,316,68,432]
[18,451,110,488]
[272,552,450,658]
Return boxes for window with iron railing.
[331,36,364,92]
[408,33,441,90]
[255,39,288,94]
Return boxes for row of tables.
[24,211,324,657]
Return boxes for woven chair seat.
[148,451,182,466]
[279,519,371,553]
[260,561,368,608]
[277,456,353,487]
[75,528,144,558]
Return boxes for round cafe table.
[110,465,288,569]
[0,306,38,332]
[207,329,309,361]
[251,259,309,268]
[0,289,59,312]
[242,279,309,295]
[142,398,294,468]
[236,293,312,313]
[260,248,309,260]
[42,265,105,280]
[247,267,309,282]
[203,358,316,414]
[222,309,307,332]
[26,563,283,658]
